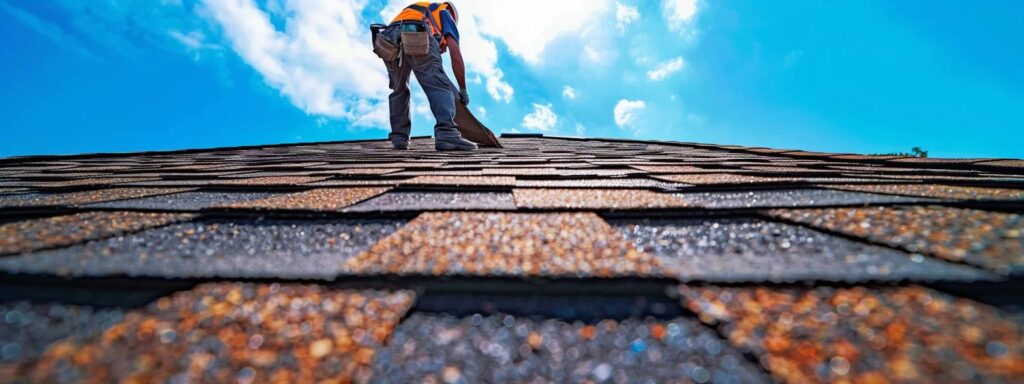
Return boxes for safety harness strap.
[406,3,443,37]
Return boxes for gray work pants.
[383,26,460,142]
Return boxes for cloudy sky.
[1,0,1022,158]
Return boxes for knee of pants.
[389,86,411,103]
[424,88,456,109]
[389,76,410,94]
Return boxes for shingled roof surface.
[1,135,1023,383]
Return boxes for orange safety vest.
[391,2,456,48]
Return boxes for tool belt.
[370,23,400,62]
[400,30,431,57]
[369,4,440,61]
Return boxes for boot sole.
[435,143,478,151]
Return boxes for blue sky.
[1,0,1022,158]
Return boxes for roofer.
[371,2,476,151]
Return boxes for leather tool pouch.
[373,33,401,62]
[401,31,431,57]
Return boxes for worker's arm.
[446,35,468,92]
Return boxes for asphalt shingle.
[344,212,660,278]
[513,188,691,209]
[214,175,331,186]
[654,174,793,185]
[614,218,993,282]
[678,188,930,208]
[375,313,770,383]
[401,175,516,187]
[0,212,194,256]
[86,191,275,211]
[824,184,1024,201]
[513,178,684,189]
[0,188,193,207]
[345,191,516,212]
[678,285,1024,383]
[9,284,415,383]
[0,219,405,279]
[33,177,159,188]
[0,302,125,365]
[221,187,389,211]
[768,206,1024,273]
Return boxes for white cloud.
[169,29,223,62]
[562,85,577,100]
[476,106,487,119]
[169,30,222,53]
[614,99,646,131]
[454,0,611,64]
[583,44,616,65]
[522,103,558,132]
[484,70,514,103]
[663,0,699,31]
[575,123,586,136]
[169,30,205,50]
[203,0,389,126]
[615,2,640,32]
[413,93,432,120]
[647,57,685,80]
[454,23,514,103]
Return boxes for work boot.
[391,137,409,150]
[435,136,478,151]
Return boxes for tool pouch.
[373,32,401,62]
[401,31,431,57]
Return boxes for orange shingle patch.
[654,173,791,185]
[330,168,403,175]
[223,187,389,211]
[628,165,713,174]
[344,212,660,278]
[402,176,516,187]
[679,285,1024,383]
[17,283,414,383]
[217,176,330,186]
[513,188,690,209]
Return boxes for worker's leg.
[408,36,476,150]
[386,29,414,148]
[409,37,458,138]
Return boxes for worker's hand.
[459,88,470,106]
